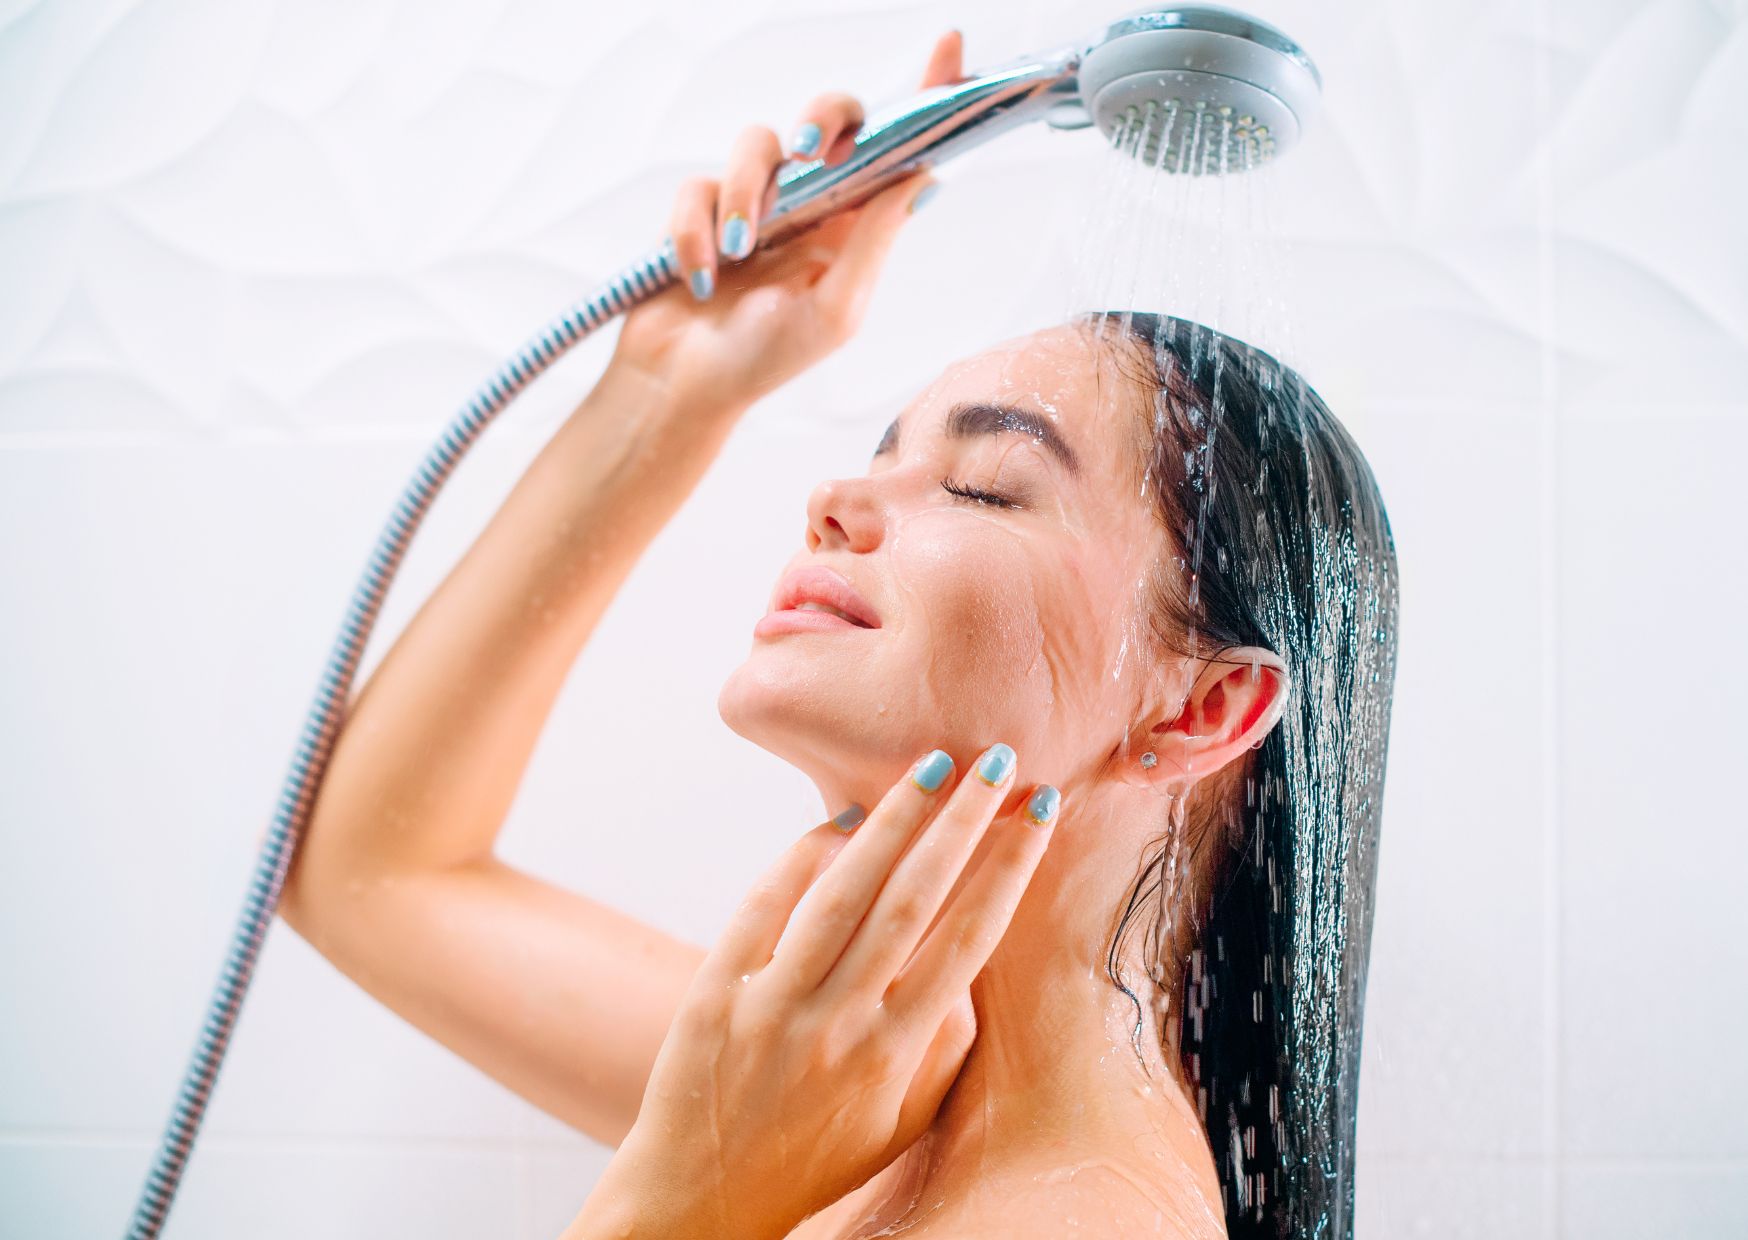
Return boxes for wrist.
[596,350,753,430]
[561,1132,789,1240]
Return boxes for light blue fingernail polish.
[688,267,713,301]
[791,122,822,158]
[975,742,1015,786]
[832,803,866,831]
[1026,785,1060,827]
[911,749,954,793]
[908,181,940,215]
[720,213,751,260]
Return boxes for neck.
[840,784,1229,1237]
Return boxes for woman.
[282,29,1398,1240]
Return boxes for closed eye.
[940,476,1019,509]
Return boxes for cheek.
[1035,549,1134,734]
[888,513,1115,733]
[887,511,1049,714]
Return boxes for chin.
[717,654,818,755]
[718,655,902,775]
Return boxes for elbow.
[278,842,322,940]
[278,826,412,952]
[278,823,359,947]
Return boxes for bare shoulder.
[829,1159,1225,1240]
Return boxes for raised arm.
[281,28,958,1151]
[280,354,741,1147]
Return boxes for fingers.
[883,785,1060,1035]
[884,989,976,1160]
[766,748,961,996]
[669,174,721,303]
[673,33,957,303]
[702,818,854,988]
[716,124,786,267]
[783,90,866,166]
[672,124,784,303]
[919,29,965,89]
[783,30,958,167]
[825,743,1024,1002]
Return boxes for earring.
[1140,750,1158,769]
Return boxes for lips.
[769,565,882,629]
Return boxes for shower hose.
[125,238,683,1238]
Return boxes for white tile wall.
[2,1,1744,1236]
[1556,411,1748,1165]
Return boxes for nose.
[804,475,885,554]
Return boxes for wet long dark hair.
[1084,311,1399,1239]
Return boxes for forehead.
[898,322,1147,477]
[930,322,1116,405]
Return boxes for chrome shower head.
[1073,6,1322,171]
[747,5,1319,249]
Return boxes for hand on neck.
[827,775,1227,1234]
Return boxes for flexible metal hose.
[124,239,681,1239]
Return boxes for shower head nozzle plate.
[1077,6,1321,173]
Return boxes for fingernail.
[1026,785,1060,827]
[908,181,940,215]
[720,213,752,260]
[688,267,714,301]
[832,802,867,831]
[975,742,1015,786]
[910,749,954,793]
[790,122,822,158]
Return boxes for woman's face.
[718,321,1181,802]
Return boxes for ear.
[1126,646,1291,791]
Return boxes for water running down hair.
[1085,310,1399,1238]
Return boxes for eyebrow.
[873,400,1082,477]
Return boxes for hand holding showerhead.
[744,3,1322,255]
[610,30,960,415]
